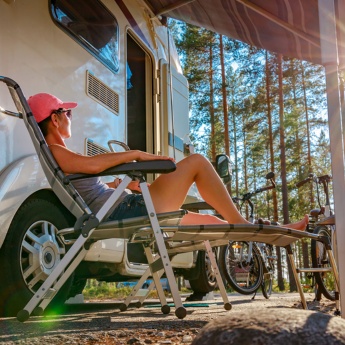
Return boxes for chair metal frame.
[0,76,340,322]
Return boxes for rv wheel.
[0,198,74,316]
[188,250,217,293]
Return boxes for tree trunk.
[301,239,310,279]
[220,35,230,157]
[209,43,216,161]
[299,62,311,276]
[301,62,314,205]
[276,246,285,291]
[266,52,283,289]
[277,54,296,292]
[277,54,289,224]
[265,51,278,222]
[242,119,249,220]
[219,35,231,194]
[231,102,239,196]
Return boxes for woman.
[27,93,308,229]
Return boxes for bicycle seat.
[310,206,325,218]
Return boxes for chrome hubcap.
[20,220,65,293]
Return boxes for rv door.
[159,59,189,161]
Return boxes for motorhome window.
[50,0,119,73]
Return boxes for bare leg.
[148,154,309,230]
[149,154,250,224]
[282,214,309,231]
[180,212,228,225]
[180,212,308,230]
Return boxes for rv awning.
[145,0,345,317]
[145,0,345,67]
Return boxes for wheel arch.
[25,189,76,224]
[0,154,75,248]
[0,188,76,252]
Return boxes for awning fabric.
[145,0,345,67]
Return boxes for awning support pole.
[318,0,345,317]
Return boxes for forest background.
[170,20,338,291]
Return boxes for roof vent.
[86,71,119,114]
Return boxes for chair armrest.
[66,160,176,182]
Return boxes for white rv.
[0,0,214,316]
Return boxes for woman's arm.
[49,145,174,174]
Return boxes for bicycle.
[296,173,337,302]
[217,171,276,298]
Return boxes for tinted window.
[50,0,119,73]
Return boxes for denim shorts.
[108,194,148,221]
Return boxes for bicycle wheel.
[219,241,263,295]
[311,225,335,301]
[261,245,274,299]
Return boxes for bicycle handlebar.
[255,184,275,193]
[295,176,313,188]
[317,174,332,183]
[296,174,332,188]
[235,183,275,202]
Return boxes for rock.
[182,335,193,343]
[192,307,345,345]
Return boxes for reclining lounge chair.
[0,76,340,322]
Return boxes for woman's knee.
[176,154,213,179]
[185,153,210,167]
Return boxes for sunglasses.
[54,108,72,119]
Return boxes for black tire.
[311,225,335,301]
[188,250,217,293]
[261,245,274,299]
[67,278,87,299]
[219,241,263,295]
[0,198,74,316]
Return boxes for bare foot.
[282,214,309,231]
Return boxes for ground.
[0,293,340,344]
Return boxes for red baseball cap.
[27,93,78,123]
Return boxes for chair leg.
[144,247,170,314]
[140,181,187,319]
[204,240,232,311]
[136,269,165,308]
[119,267,152,311]
[120,247,168,313]
[286,245,308,309]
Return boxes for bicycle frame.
[221,172,276,297]
[296,173,339,308]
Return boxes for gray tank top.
[72,177,129,214]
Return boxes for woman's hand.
[128,181,141,193]
[106,177,122,189]
[127,180,151,193]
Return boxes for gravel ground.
[0,293,340,345]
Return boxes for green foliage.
[171,20,331,223]
[83,280,168,300]
[83,281,131,299]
